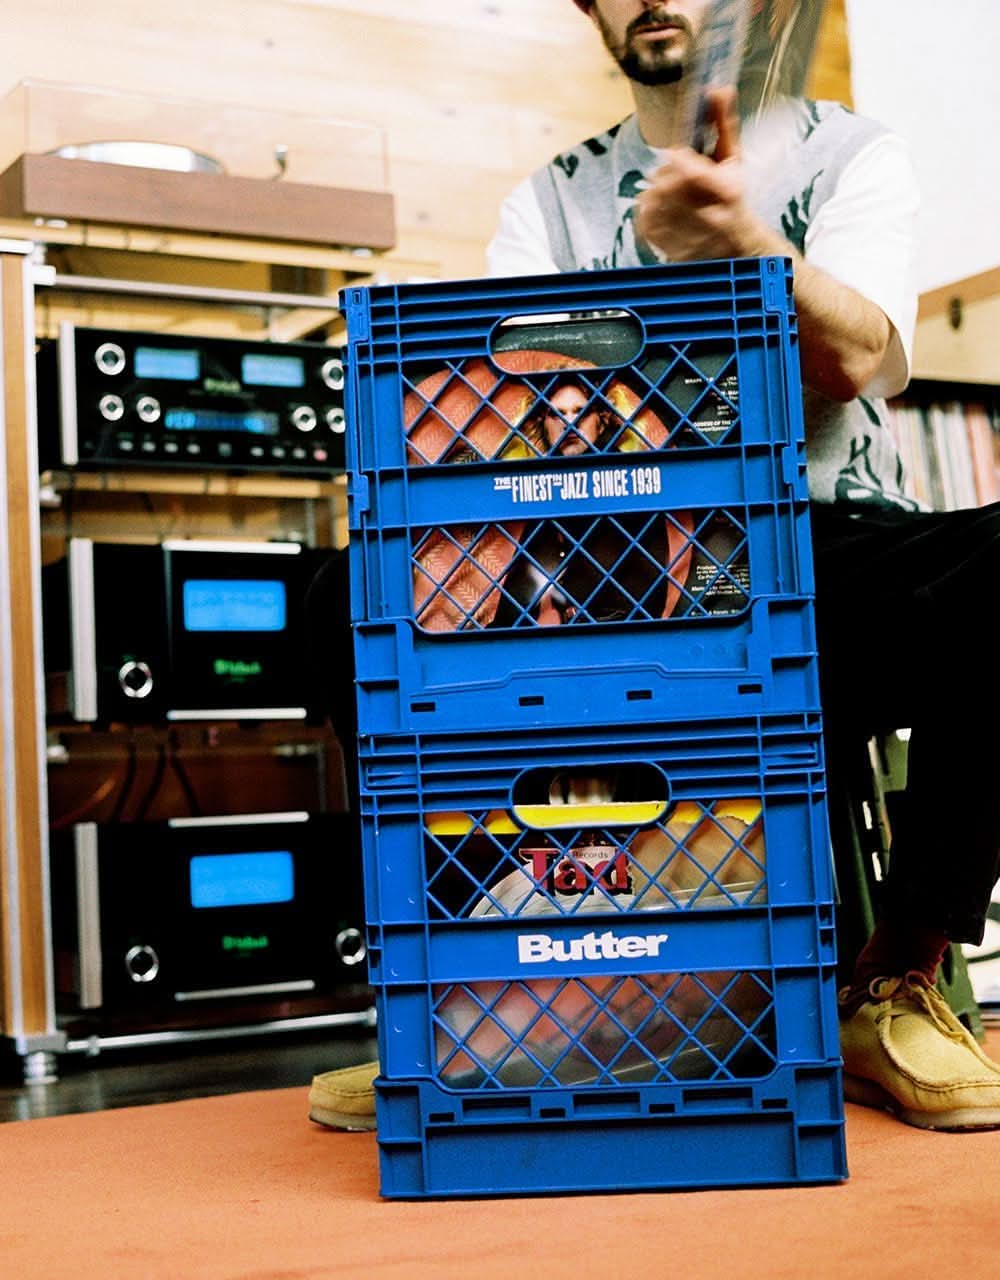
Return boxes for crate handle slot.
[511,761,669,830]
[489,309,643,373]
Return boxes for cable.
[167,729,201,817]
[132,741,168,822]
[107,734,138,823]
[49,769,122,832]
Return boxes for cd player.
[50,811,370,1032]
[37,324,346,474]
[43,538,333,723]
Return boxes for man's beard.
[594,7,695,87]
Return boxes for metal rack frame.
[0,235,390,1079]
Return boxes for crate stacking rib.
[341,258,818,737]
[356,715,845,1198]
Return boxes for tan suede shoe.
[839,973,1000,1131]
[308,1060,379,1131]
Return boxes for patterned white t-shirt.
[487,100,921,509]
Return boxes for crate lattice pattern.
[403,345,741,467]
[412,510,751,632]
[432,968,777,1089]
[425,799,766,921]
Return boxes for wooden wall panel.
[0,1,850,281]
[808,0,852,106]
[0,0,629,279]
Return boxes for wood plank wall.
[0,1,850,281]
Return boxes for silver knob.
[320,357,345,391]
[136,395,161,424]
[325,407,345,434]
[124,944,160,984]
[98,393,125,422]
[118,660,154,699]
[334,928,366,967]
[94,342,126,376]
[291,404,318,433]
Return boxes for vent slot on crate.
[681,1085,755,1109]
[461,1094,532,1119]
[431,969,777,1090]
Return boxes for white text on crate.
[517,929,669,964]
[493,465,662,505]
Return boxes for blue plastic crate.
[342,259,814,734]
[365,914,844,1197]
[354,717,842,1197]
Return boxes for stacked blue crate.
[341,259,846,1197]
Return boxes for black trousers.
[812,500,1000,944]
[307,502,1000,947]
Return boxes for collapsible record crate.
[358,716,844,1197]
[342,258,820,737]
[340,261,845,1197]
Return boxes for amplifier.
[43,538,333,723]
[36,324,346,474]
[50,812,369,1028]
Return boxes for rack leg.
[21,1049,59,1085]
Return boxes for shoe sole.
[308,1103,377,1132]
[844,1072,1000,1131]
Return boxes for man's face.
[589,2,712,87]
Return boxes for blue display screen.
[164,408,279,434]
[190,851,295,909]
[182,579,287,632]
[135,346,201,381]
[242,353,306,388]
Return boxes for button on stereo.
[334,928,366,967]
[94,341,126,376]
[136,395,161,424]
[124,944,160,984]
[291,405,318,433]
[98,393,125,422]
[118,660,154,699]
[321,357,345,391]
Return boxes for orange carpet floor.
[3,1041,999,1280]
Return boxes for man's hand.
[636,86,892,403]
[635,88,764,262]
